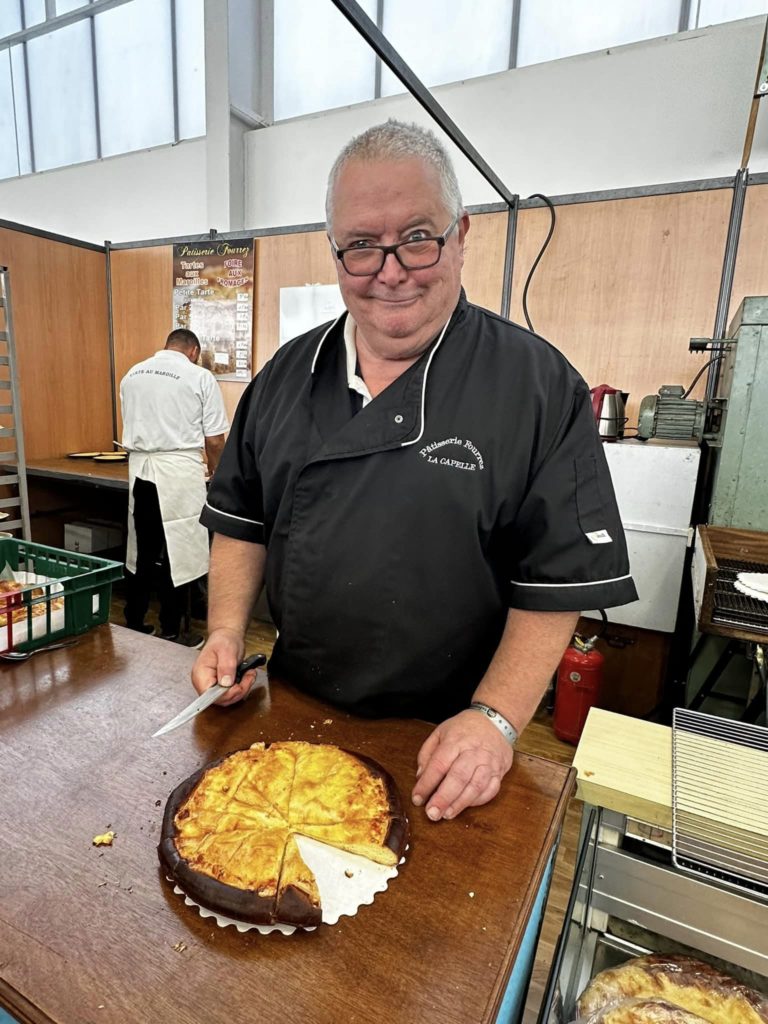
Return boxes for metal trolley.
[539,709,768,1023]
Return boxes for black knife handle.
[234,652,267,684]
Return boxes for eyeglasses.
[332,215,459,277]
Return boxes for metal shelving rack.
[0,267,31,539]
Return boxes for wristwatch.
[469,702,518,746]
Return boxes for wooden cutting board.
[574,708,768,844]
[574,708,674,828]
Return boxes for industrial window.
[273,0,378,122]
[517,1,680,68]
[0,0,206,182]
[271,0,768,121]
[380,0,512,98]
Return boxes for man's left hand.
[411,710,514,821]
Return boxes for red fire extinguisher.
[553,632,605,745]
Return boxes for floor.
[110,592,580,1024]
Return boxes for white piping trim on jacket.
[400,316,452,448]
[204,501,263,526]
[510,574,633,588]
[310,315,345,374]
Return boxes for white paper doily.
[734,578,768,604]
[737,571,768,595]
[170,834,407,935]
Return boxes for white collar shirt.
[343,314,373,408]
[120,349,229,452]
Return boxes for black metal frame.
[104,241,118,444]
[705,167,749,404]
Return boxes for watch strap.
[469,702,518,746]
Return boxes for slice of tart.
[295,816,407,867]
[274,834,322,927]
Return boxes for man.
[120,328,228,646]
[193,120,637,819]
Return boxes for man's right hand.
[191,627,255,706]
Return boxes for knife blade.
[152,652,267,738]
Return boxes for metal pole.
[500,200,518,319]
[741,16,768,171]
[329,0,516,208]
[105,241,119,445]
[1,269,32,539]
[170,0,180,144]
[704,167,748,404]
[706,17,768,402]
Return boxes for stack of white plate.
[735,571,768,604]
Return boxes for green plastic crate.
[0,537,123,653]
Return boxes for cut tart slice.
[288,743,404,826]
[295,816,408,867]
[240,742,299,821]
[274,834,322,927]
[164,823,289,925]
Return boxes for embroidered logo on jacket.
[419,437,485,472]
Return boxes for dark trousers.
[124,477,188,637]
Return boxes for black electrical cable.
[683,354,722,399]
[521,193,556,333]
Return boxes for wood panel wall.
[106,187,767,440]
[253,230,337,373]
[110,244,247,430]
[0,227,111,459]
[0,181,759,510]
[509,189,733,427]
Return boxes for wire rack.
[672,708,768,901]
[711,557,768,635]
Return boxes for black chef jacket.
[202,291,637,722]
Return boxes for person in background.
[120,328,228,647]
[193,119,637,816]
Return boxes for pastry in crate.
[0,579,64,626]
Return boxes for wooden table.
[0,625,573,1024]
[0,457,129,550]
[25,456,129,491]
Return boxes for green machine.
[708,297,768,531]
[637,296,768,532]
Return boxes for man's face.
[329,157,469,355]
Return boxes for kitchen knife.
[152,652,267,738]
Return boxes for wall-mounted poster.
[172,238,254,381]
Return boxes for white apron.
[126,450,210,587]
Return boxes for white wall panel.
[0,138,207,243]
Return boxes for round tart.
[158,741,408,927]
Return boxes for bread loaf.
[580,998,713,1023]
[580,998,711,1023]
[577,955,768,1024]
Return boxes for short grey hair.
[325,119,464,232]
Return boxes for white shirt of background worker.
[120,328,228,643]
